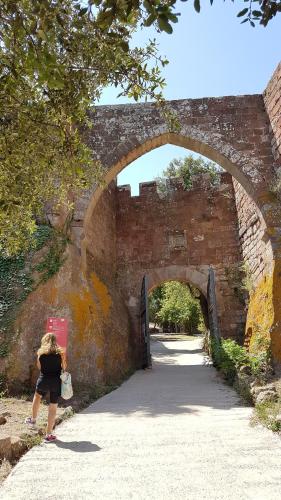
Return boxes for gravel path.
[1,337,281,500]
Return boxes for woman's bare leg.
[31,392,42,420]
[47,403,58,434]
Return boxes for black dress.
[36,353,62,404]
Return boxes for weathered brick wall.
[232,179,273,285]
[264,62,281,162]
[86,181,117,283]
[116,173,246,340]
[6,183,134,389]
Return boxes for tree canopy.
[0,0,278,255]
[0,0,167,255]
[156,154,222,194]
[90,0,280,32]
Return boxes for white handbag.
[60,371,73,400]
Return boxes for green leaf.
[96,10,114,28]
[194,0,200,13]
[37,29,47,40]
[167,13,179,23]
[79,7,88,16]
[252,11,262,17]
[144,13,157,26]
[158,17,173,33]
[143,0,155,14]
[237,8,249,18]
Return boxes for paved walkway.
[1,338,281,500]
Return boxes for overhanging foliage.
[0,0,167,255]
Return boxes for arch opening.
[83,132,260,236]
[148,279,208,336]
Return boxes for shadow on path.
[54,440,101,453]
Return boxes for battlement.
[117,172,233,200]
[117,184,131,196]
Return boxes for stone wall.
[232,179,273,286]
[116,173,246,340]
[86,181,117,283]
[5,184,134,390]
[264,62,281,162]
[3,63,281,389]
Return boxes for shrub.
[209,336,270,384]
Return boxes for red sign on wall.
[46,317,68,350]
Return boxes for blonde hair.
[37,333,63,357]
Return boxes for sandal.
[44,434,57,443]
[25,417,36,427]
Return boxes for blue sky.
[99,2,280,195]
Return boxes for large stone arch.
[78,93,280,269]
[81,133,274,273]
[77,93,281,364]
[83,130,257,230]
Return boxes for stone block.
[256,390,278,405]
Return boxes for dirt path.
[1,338,281,500]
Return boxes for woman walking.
[25,332,66,442]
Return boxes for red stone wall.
[6,183,135,390]
[116,173,246,340]
[264,63,281,162]
[86,181,117,283]
[232,179,273,286]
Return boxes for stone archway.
[147,265,210,338]
[5,66,281,391]
[146,265,209,297]
[78,92,281,364]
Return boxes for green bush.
[209,336,270,383]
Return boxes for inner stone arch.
[146,265,209,297]
[147,272,210,337]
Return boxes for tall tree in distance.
[155,154,222,194]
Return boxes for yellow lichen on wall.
[67,288,97,343]
[66,275,112,367]
[271,259,281,361]
[66,288,105,353]
[245,274,273,354]
[246,260,281,362]
[91,272,112,316]
[64,271,130,384]
[95,352,105,372]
